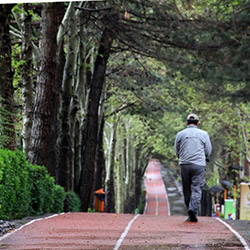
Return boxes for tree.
[20,3,34,155]
[28,3,65,177]
[79,27,113,212]
[2,0,250,214]
[0,4,16,150]
[104,113,119,213]
[57,2,77,209]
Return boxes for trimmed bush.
[67,191,81,212]
[52,185,66,213]
[0,149,30,219]
[27,163,63,216]
[0,149,77,220]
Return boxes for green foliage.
[206,166,219,187]
[135,186,146,214]
[27,164,64,216]
[0,149,30,219]
[52,185,66,213]
[67,191,81,212]
[0,106,11,148]
[87,208,96,213]
[0,149,79,220]
[12,44,24,88]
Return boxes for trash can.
[95,188,105,212]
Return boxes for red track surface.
[144,159,170,216]
[0,159,249,250]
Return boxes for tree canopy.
[0,0,249,213]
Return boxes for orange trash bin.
[95,188,105,212]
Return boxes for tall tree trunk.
[94,116,106,191]
[121,123,128,212]
[28,3,62,176]
[0,4,16,150]
[21,3,33,155]
[73,23,91,192]
[57,2,77,199]
[116,144,124,213]
[123,121,136,213]
[104,116,118,213]
[79,28,113,211]
[74,119,81,192]
[48,2,65,179]
[115,123,126,213]
[134,146,143,209]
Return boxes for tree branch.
[75,6,113,12]
[105,103,135,118]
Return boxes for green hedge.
[67,191,81,212]
[0,149,81,220]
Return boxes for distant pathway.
[144,159,170,216]
[0,159,249,249]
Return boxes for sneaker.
[188,210,198,222]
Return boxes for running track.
[0,159,249,249]
[143,159,170,216]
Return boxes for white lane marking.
[161,170,171,216]
[216,218,250,250]
[113,214,140,250]
[163,182,171,216]
[0,213,64,242]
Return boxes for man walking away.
[174,114,212,222]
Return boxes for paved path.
[0,159,249,250]
[144,159,170,216]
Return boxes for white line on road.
[0,213,64,242]
[154,183,159,216]
[216,218,250,250]
[113,214,140,250]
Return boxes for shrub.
[67,191,81,212]
[0,149,30,219]
[27,163,59,216]
[52,185,66,213]
[0,149,79,220]
[135,185,146,214]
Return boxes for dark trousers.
[180,164,205,215]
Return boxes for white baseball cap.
[187,113,199,121]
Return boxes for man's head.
[186,113,199,126]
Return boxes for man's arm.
[174,133,179,158]
[204,133,212,157]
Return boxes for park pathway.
[144,159,170,216]
[0,159,249,249]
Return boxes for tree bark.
[79,28,113,211]
[0,4,16,150]
[21,3,33,156]
[104,116,118,213]
[57,2,77,199]
[28,3,63,176]
[94,116,106,191]
[49,3,66,181]
[73,20,94,192]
